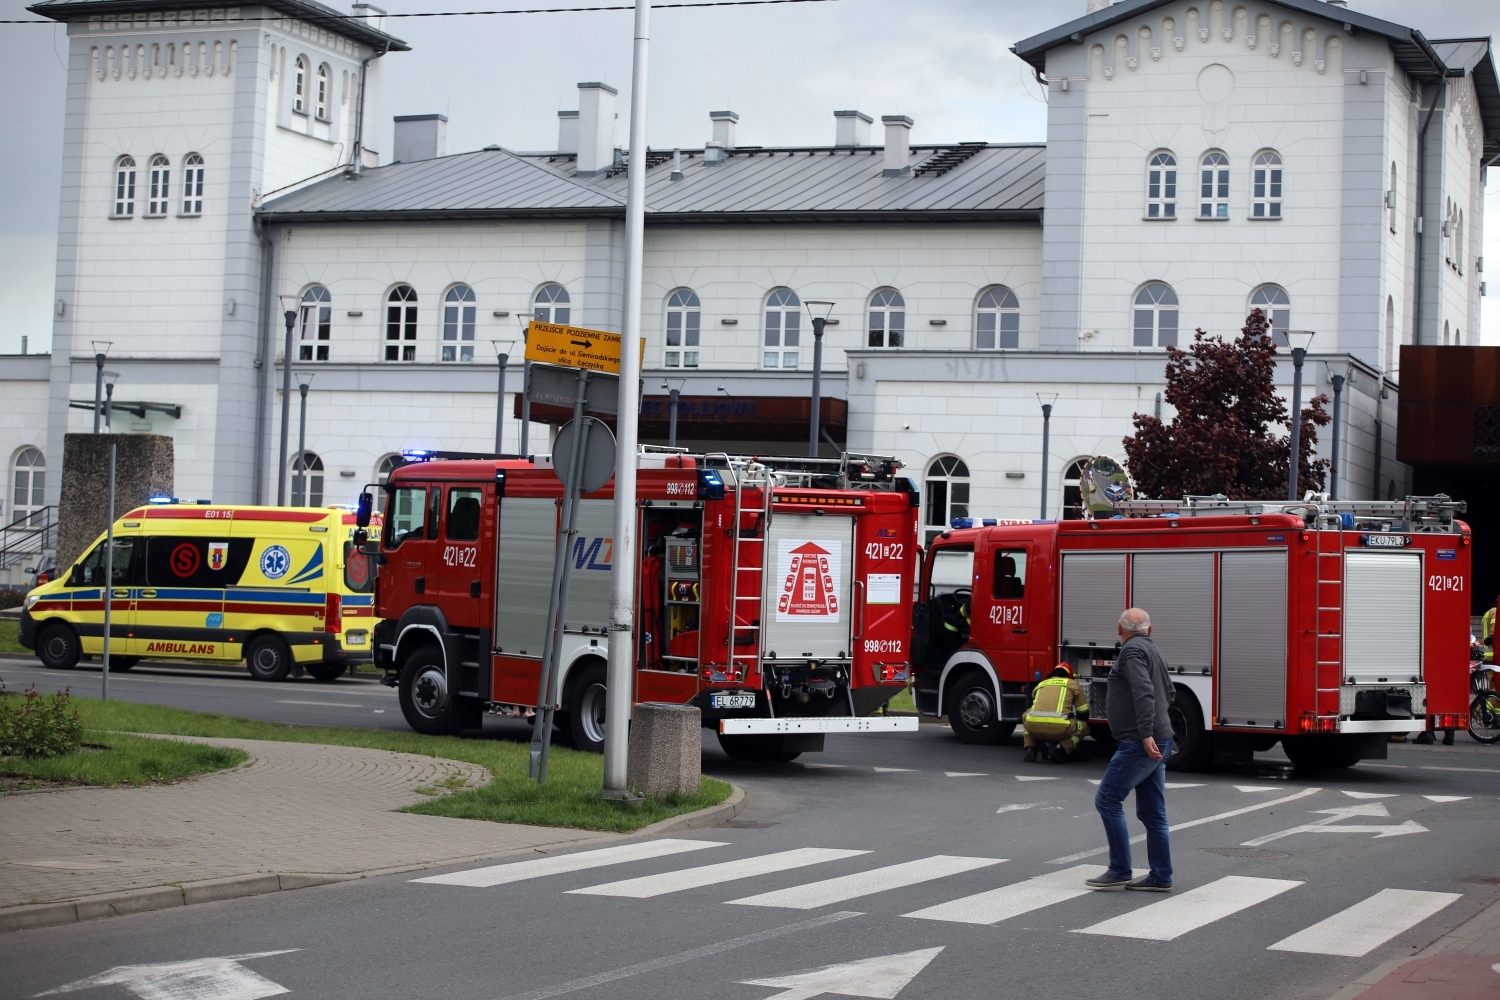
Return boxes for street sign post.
[523,321,644,375]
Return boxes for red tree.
[1124,309,1330,501]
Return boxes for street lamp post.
[492,341,512,456]
[277,301,298,504]
[661,381,681,449]
[1037,393,1057,519]
[517,315,534,457]
[804,301,836,458]
[295,374,312,506]
[91,342,112,433]
[1330,371,1346,500]
[1285,331,1316,502]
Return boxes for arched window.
[385,285,418,362]
[1133,283,1179,347]
[975,286,1020,350]
[291,452,324,508]
[293,57,307,114]
[1252,151,1282,218]
[10,447,45,527]
[376,454,400,486]
[1443,320,1451,347]
[315,64,329,120]
[763,288,801,369]
[442,285,477,362]
[923,455,970,543]
[664,289,700,368]
[1061,459,1091,521]
[533,283,570,324]
[1146,151,1177,218]
[867,289,905,349]
[113,156,136,217]
[1199,151,1229,218]
[181,154,204,216]
[298,285,332,361]
[147,155,170,217]
[1250,285,1290,346]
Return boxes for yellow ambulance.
[20,500,379,681]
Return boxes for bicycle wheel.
[1468,694,1500,744]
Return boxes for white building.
[6,0,1497,577]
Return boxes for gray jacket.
[1106,634,1175,742]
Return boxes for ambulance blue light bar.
[146,496,212,504]
[401,449,435,461]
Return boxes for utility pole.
[601,0,650,800]
[295,376,311,505]
[277,307,296,504]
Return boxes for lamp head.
[91,340,112,360]
[1036,392,1059,410]
[1285,330,1316,353]
[804,300,836,322]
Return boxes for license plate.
[710,693,756,710]
[346,633,367,646]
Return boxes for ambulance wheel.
[946,670,1010,745]
[567,665,608,753]
[245,635,294,682]
[716,733,797,763]
[306,663,347,682]
[107,657,139,672]
[1165,688,1212,772]
[399,646,450,736]
[36,624,80,670]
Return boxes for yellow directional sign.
[523,321,644,375]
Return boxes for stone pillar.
[626,702,702,798]
[56,433,174,569]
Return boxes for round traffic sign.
[552,418,616,494]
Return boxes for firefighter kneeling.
[1022,664,1090,764]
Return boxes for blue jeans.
[1094,738,1173,883]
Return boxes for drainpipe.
[350,41,390,176]
[253,220,276,503]
[1412,81,1442,345]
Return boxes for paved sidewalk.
[1329,895,1500,1000]
[0,736,618,925]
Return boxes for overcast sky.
[1,0,1496,355]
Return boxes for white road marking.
[1241,804,1427,846]
[1048,787,1323,864]
[1165,783,1205,788]
[37,950,300,999]
[739,946,944,1000]
[873,767,914,773]
[1421,766,1500,774]
[995,803,1041,814]
[1087,779,1101,785]
[569,848,870,898]
[1341,790,1398,799]
[1268,889,1462,957]
[496,911,862,1000]
[945,772,987,777]
[277,700,364,708]
[1234,785,1281,792]
[727,856,1004,910]
[1074,876,1303,941]
[1015,775,1060,782]
[904,865,1122,925]
[802,763,847,769]
[1423,795,1471,803]
[410,839,726,888]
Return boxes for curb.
[0,784,746,935]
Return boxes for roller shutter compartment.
[1218,550,1287,728]
[1060,553,1126,650]
[1132,552,1215,671]
[1343,551,1422,683]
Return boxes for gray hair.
[1119,608,1151,634]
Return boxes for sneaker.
[1085,871,1133,889]
[1125,875,1173,892]
[1048,745,1072,764]
[1413,732,1435,745]
[1023,746,1038,763]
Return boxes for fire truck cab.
[371,450,920,761]
[912,496,1471,771]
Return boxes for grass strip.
[33,696,732,832]
[1,730,247,790]
[0,621,26,655]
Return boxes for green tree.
[1124,309,1330,501]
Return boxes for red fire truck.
[369,451,920,761]
[911,495,1472,771]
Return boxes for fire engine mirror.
[355,491,373,528]
[552,417,616,494]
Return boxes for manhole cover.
[1201,848,1290,859]
[720,819,778,829]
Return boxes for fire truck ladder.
[724,458,775,705]
[1313,512,1346,719]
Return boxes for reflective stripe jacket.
[1023,676,1089,726]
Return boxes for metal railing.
[0,506,57,570]
[1113,494,1467,533]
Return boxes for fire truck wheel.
[399,646,450,735]
[37,624,81,670]
[306,663,347,682]
[1165,689,1211,772]
[245,635,294,682]
[946,670,1012,745]
[716,733,798,763]
[567,665,609,753]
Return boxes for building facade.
[7,0,1498,582]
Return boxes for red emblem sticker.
[170,542,201,578]
[776,539,842,621]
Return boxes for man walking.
[1087,608,1175,892]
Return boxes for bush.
[0,683,85,758]
[0,590,24,611]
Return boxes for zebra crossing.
[412,839,1464,958]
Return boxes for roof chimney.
[834,110,872,147]
[392,114,447,163]
[881,115,912,176]
[710,110,738,150]
[557,110,579,155]
[576,81,618,177]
